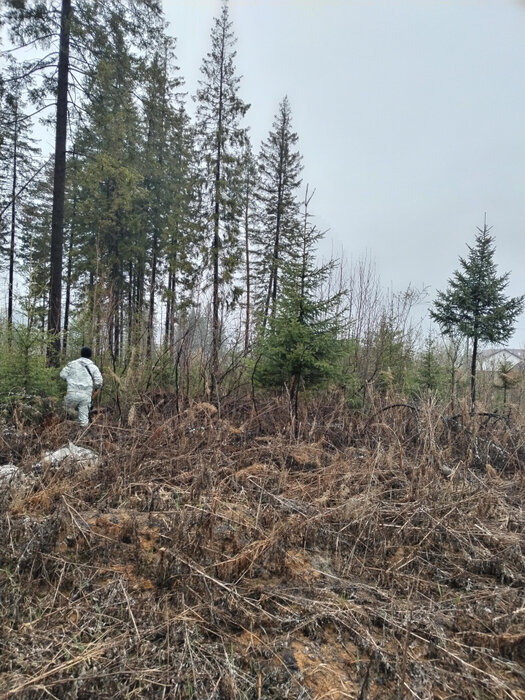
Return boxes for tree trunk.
[7,100,18,343]
[164,269,173,357]
[63,225,74,355]
[211,66,224,400]
[470,334,478,411]
[244,182,251,353]
[263,172,283,329]
[450,362,456,412]
[47,0,72,366]
[147,231,158,358]
[63,150,78,356]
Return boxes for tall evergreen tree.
[2,0,162,363]
[0,83,41,337]
[70,16,144,363]
[194,0,249,398]
[18,163,55,330]
[139,33,190,357]
[161,106,202,359]
[431,221,524,409]
[255,188,344,424]
[255,96,303,329]
[3,0,73,361]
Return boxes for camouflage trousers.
[64,391,92,427]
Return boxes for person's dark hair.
[80,346,92,358]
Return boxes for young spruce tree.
[431,221,524,410]
[255,188,344,426]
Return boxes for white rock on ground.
[0,463,34,495]
[33,442,100,473]
[0,464,19,483]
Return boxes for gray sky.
[164,0,525,346]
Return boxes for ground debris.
[1,400,524,700]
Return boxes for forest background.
[1,0,524,421]
[2,4,525,698]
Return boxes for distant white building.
[478,348,525,371]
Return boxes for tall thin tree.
[255,96,303,329]
[194,0,249,399]
[46,0,71,364]
[0,83,41,341]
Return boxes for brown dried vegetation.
[1,396,524,699]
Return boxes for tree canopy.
[431,221,524,408]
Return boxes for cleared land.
[1,398,524,699]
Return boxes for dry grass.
[0,396,524,699]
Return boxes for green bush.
[0,323,60,421]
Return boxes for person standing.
[60,347,103,426]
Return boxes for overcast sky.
[164,0,525,347]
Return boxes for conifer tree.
[162,107,202,359]
[254,188,344,424]
[18,163,54,330]
[431,221,524,410]
[0,83,41,337]
[2,0,162,363]
[415,334,446,397]
[194,0,249,398]
[139,34,192,357]
[3,0,73,361]
[70,21,143,362]
[255,96,303,329]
